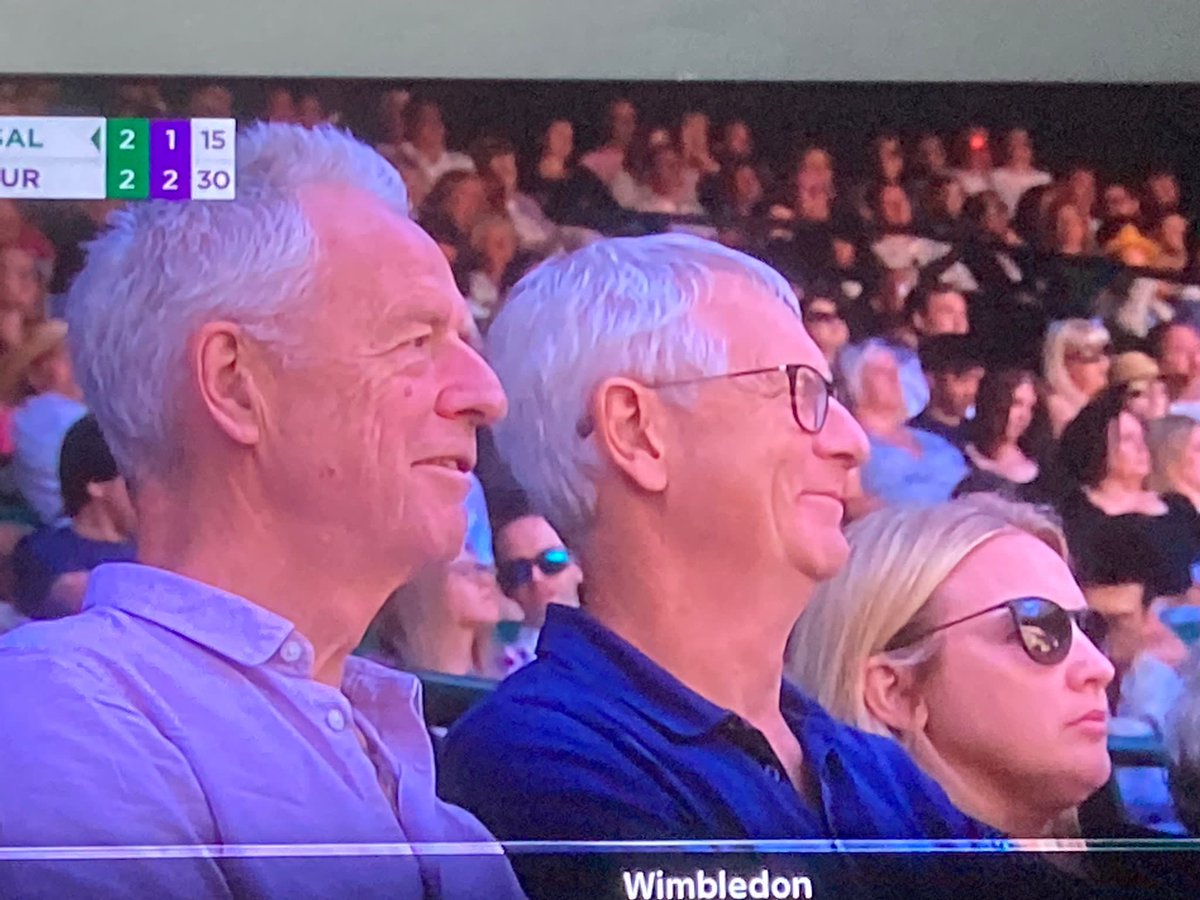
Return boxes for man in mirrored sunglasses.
[440,234,1010,897]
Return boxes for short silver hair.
[65,123,409,481]
[839,338,897,408]
[1167,647,1200,834]
[485,233,800,539]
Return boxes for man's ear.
[590,377,669,494]
[863,654,930,739]
[193,321,267,448]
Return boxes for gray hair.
[839,338,897,409]
[1167,647,1200,835]
[65,123,409,481]
[485,233,800,539]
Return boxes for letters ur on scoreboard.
[0,128,43,188]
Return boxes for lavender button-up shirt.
[0,563,526,899]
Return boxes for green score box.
[106,118,150,200]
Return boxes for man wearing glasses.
[439,235,1001,894]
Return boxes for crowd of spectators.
[1,75,1200,861]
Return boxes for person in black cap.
[9,414,136,619]
[909,333,986,451]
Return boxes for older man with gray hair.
[0,124,522,899]
[438,234,999,897]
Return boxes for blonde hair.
[787,494,1068,737]
[1043,318,1109,408]
[1146,414,1199,494]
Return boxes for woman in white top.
[991,128,1052,216]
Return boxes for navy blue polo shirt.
[439,604,997,843]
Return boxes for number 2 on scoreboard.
[162,170,178,191]
[119,129,136,151]
[119,169,135,191]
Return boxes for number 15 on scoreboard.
[190,118,236,201]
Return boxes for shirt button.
[280,641,302,663]
[326,708,346,732]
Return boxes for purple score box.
[149,119,192,201]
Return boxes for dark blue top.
[439,604,997,843]
[10,526,136,619]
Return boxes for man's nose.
[436,339,508,427]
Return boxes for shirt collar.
[83,562,298,668]
[537,605,745,738]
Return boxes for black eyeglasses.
[885,596,1109,666]
[576,364,833,438]
[497,547,573,596]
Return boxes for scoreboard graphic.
[0,117,236,201]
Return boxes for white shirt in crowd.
[396,143,475,187]
[991,167,1053,216]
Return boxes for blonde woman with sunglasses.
[787,495,1114,838]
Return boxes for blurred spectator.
[1043,319,1111,437]
[527,119,622,229]
[110,81,168,118]
[1147,414,1200,514]
[417,170,487,265]
[581,97,640,208]
[677,111,720,208]
[1154,213,1190,273]
[1148,321,1200,417]
[790,495,1113,837]
[1144,171,1182,220]
[493,514,582,674]
[0,198,56,273]
[1166,649,1200,834]
[919,175,968,243]
[296,89,332,128]
[632,144,705,216]
[0,246,45,352]
[398,99,474,199]
[767,156,851,273]
[951,125,996,196]
[1056,387,1200,600]
[1097,183,1146,248]
[470,136,559,254]
[906,132,951,201]
[43,199,123,299]
[1112,352,1169,423]
[991,128,1053,216]
[261,85,297,124]
[909,334,986,450]
[845,340,968,505]
[373,87,411,163]
[800,281,851,371]
[852,134,905,222]
[10,414,135,620]
[0,320,87,524]
[1062,165,1100,237]
[961,191,1028,300]
[186,83,234,119]
[463,214,519,327]
[957,369,1050,501]
[870,183,977,292]
[370,535,517,679]
[713,161,764,225]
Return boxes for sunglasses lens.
[1011,598,1072,665]
[538,548,571,576]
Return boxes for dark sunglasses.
[886,597,1109,666]
[497,547,573,595]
